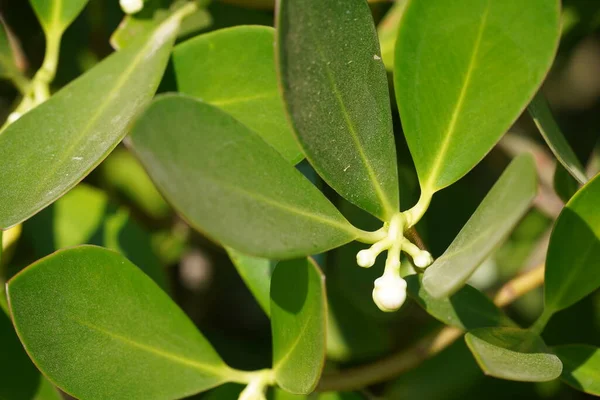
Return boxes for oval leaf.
[544,173,600,313]
[465,327,562,382]
[225,246,273,317]
[24,183,168,291]
[394,0,560,194]
[529,92,588,185]
[7,246,234,399]
[30,0,90,34]
[271,258,327,394]
[276,0,400,220]
[554,345,600,395]
[405,275,514,331]
[0,12,183,229]
[129,94,358,259]
[423,154,537,298]
[173,26,302,164]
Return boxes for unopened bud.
[356,249,376,268]
[413,250,433,268]
[372,274,407,312]
[120,0,144,14]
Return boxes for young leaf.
[528,92,588,185]
[377,0,407,70]
[129,94,358,259]
[276,0,400,220]
[465,327,562,382]
[0,308,62,400]
[24,184,168,291]
[225,247,273,317]
[553,345,600,396]
[544,173,600,313]
[423,154,537,298]
[271,258,327,394]
[0,9,185,229]
[7,246,234,399]
[405,275,514,331]
[30,0,90,35]
[0,18,23,84]
[173,26,302,164]
[394,0,560,194]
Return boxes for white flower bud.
[413,250,433,268]
[356,249,376,268]
[120,0,144,14]
[372,274,407,312]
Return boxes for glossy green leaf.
[29,0,90,35]
[7,246,234,399]
[544,173,600,313]
[465,327,562,382]
[277,0,399,220]
[0,308,62,400]
[24,184,168,291]
[129,94,358,259]
[0,10,184,229]
[529,92,588,185]
[225,247,273,317]
[271,258,327,394]
[554,345,600,395]
[111,0,211,50]
[405,275,514,331]
[423,154,537,298]
[394,0,560,194]
[174,26,302,164]
[377,0,407,70]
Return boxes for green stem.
[8,70,30,95]
[355,226,387,244]
[530,308,553,335]
[404,189,433,228]
[226,368,275,385]
[32,29,61,103]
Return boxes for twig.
[317,264,546,392]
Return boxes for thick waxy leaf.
[377,0,407,70]
[129,95,358,259]
[277,0,400,220]
[554,345,600,395]
[529,92,588,185]
[225,247,273,316]
[24,184,168,290]
[405,275,514,330]
[423,154,537,298]
[544,173,600,313]
[7,246,234,399]
[395,0,560,194]
[0,308,62,400]
[30,0,90,34]
[465,327,562,382]
[174,26,302,164]
[0,11,183,229]
[271,258,327,394]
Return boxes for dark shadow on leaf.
[270,259,309,314]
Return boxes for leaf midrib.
[423,2,491,192]
[70,316,229,378]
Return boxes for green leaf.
[7,246,234,399]
[528,92,588,185]
[553,345,600,396]
[0,10,183,229]
[423,154,537,298]
[173,26,301,164]
[129,94,358,259]
[111,0,211,50]
[0,308,62,400]
[544,173,600,313]
[0,18,19,79]
[553,163,580,204]
[271,258,327,394]
[405,275,514,331]
[465,327,562,382]
[24,183,168,291]
[394,0,560,194]
[29,0,90,35]
[277,0,400,220]
[225,247,273,317]
[377,0,407,71]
